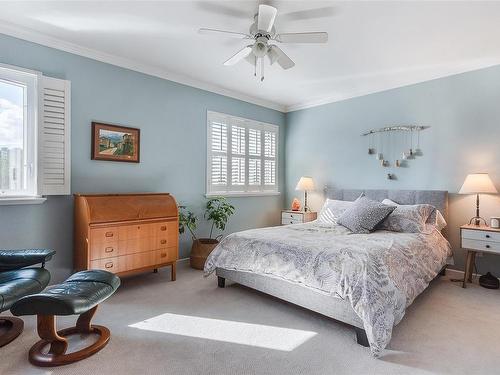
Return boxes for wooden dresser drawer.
[119,237,154,255]
[462,238,500,254]
[90,257,122,273]
[155,248,177,264]
[119,223,155,240]
[90,227,119,246]
[124,251,156,270]
[90,242,119,260]
[462,229,500,243]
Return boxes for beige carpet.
[1,261,500,375]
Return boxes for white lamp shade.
[295,176,315,191]
[459,173,498,194]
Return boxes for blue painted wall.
[0,34,285,282]
[286,65,500,273]
[2,32,500,281]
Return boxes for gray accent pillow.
[337,196,396,234]
[378,199,436,233]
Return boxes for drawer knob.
[160,226,167,231]
[105,247,114,253]
[160,239,167,244]
[161,252,167,258]
[486,234,491,238]
[105,262,114,269]
[105,232,114,237]
[486,245,491,249]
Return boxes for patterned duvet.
[204,221,452,356]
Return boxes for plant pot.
[190,238,219,270]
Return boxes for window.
[0,63,71,203]
[207,111,279,196]
[0,66,38,197]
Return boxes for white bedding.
[204,221,452,356]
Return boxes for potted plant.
[178,197,235,270]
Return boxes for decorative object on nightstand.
[295,176,315,212]
[281,210,317,225]
[459,224,500,288]
[459,173,498,226]
[291,198,301,211]
[491,217,500,229]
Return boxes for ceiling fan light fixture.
[252,36,268,58]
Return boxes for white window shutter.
[38,76,71,195]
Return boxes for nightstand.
[460,224,500,288]
[281,210,317,225]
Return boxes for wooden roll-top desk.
[74,193,178,281]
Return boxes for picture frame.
[91,122,140,163]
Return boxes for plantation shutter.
[38,76,71,195]
[207,111,278,195]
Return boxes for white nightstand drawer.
[462,229,500,243]
[282,218,303,225]
[462,238,500,254]
[281,212,303,221]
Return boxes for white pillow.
[318,199,353,224]
[434,210,447,231]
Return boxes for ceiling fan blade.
[276,32,328,43]
[198,28,251,39]
[224,46,253,66]
[196,2,249,19]
[257,4,277,32]
[280,7,336,22]
[268,45,295,70]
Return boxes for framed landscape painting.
[91,122,140,163]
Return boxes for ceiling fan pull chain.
[254,55,257,77]
[261,57,265,81]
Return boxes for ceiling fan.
[199,4,328,81]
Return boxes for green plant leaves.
[178,197,235,240]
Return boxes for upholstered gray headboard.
[325,188,448,222]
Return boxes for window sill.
[0,196,47,206]
[205,192,281,198]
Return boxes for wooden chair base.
[28,306,110,367]
[0,316,24,347]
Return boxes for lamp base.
[468,216,487,226]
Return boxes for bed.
[204,189,451,357]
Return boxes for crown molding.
[0,21,286,112]
[285,58,500,112]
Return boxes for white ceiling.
[1,1,500,112]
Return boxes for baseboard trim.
[445,267,500,282]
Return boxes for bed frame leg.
[439,266,446,276]
[354,327,369,347]
[217,276,225,288]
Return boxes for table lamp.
[295,176,315,212]
[459,173,498,226]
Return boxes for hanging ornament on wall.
[368,132,376,154]
[361,125,429,180]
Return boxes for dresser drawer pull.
[160,252,167,258]
[105,262,114,269]
[160,239,167,245]
[105,232,114,238]
[486,234,491,238]
[486,245,491,249]
[160,225,167,231]
[105,247,114,253]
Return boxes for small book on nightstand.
[281,210,317,225]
